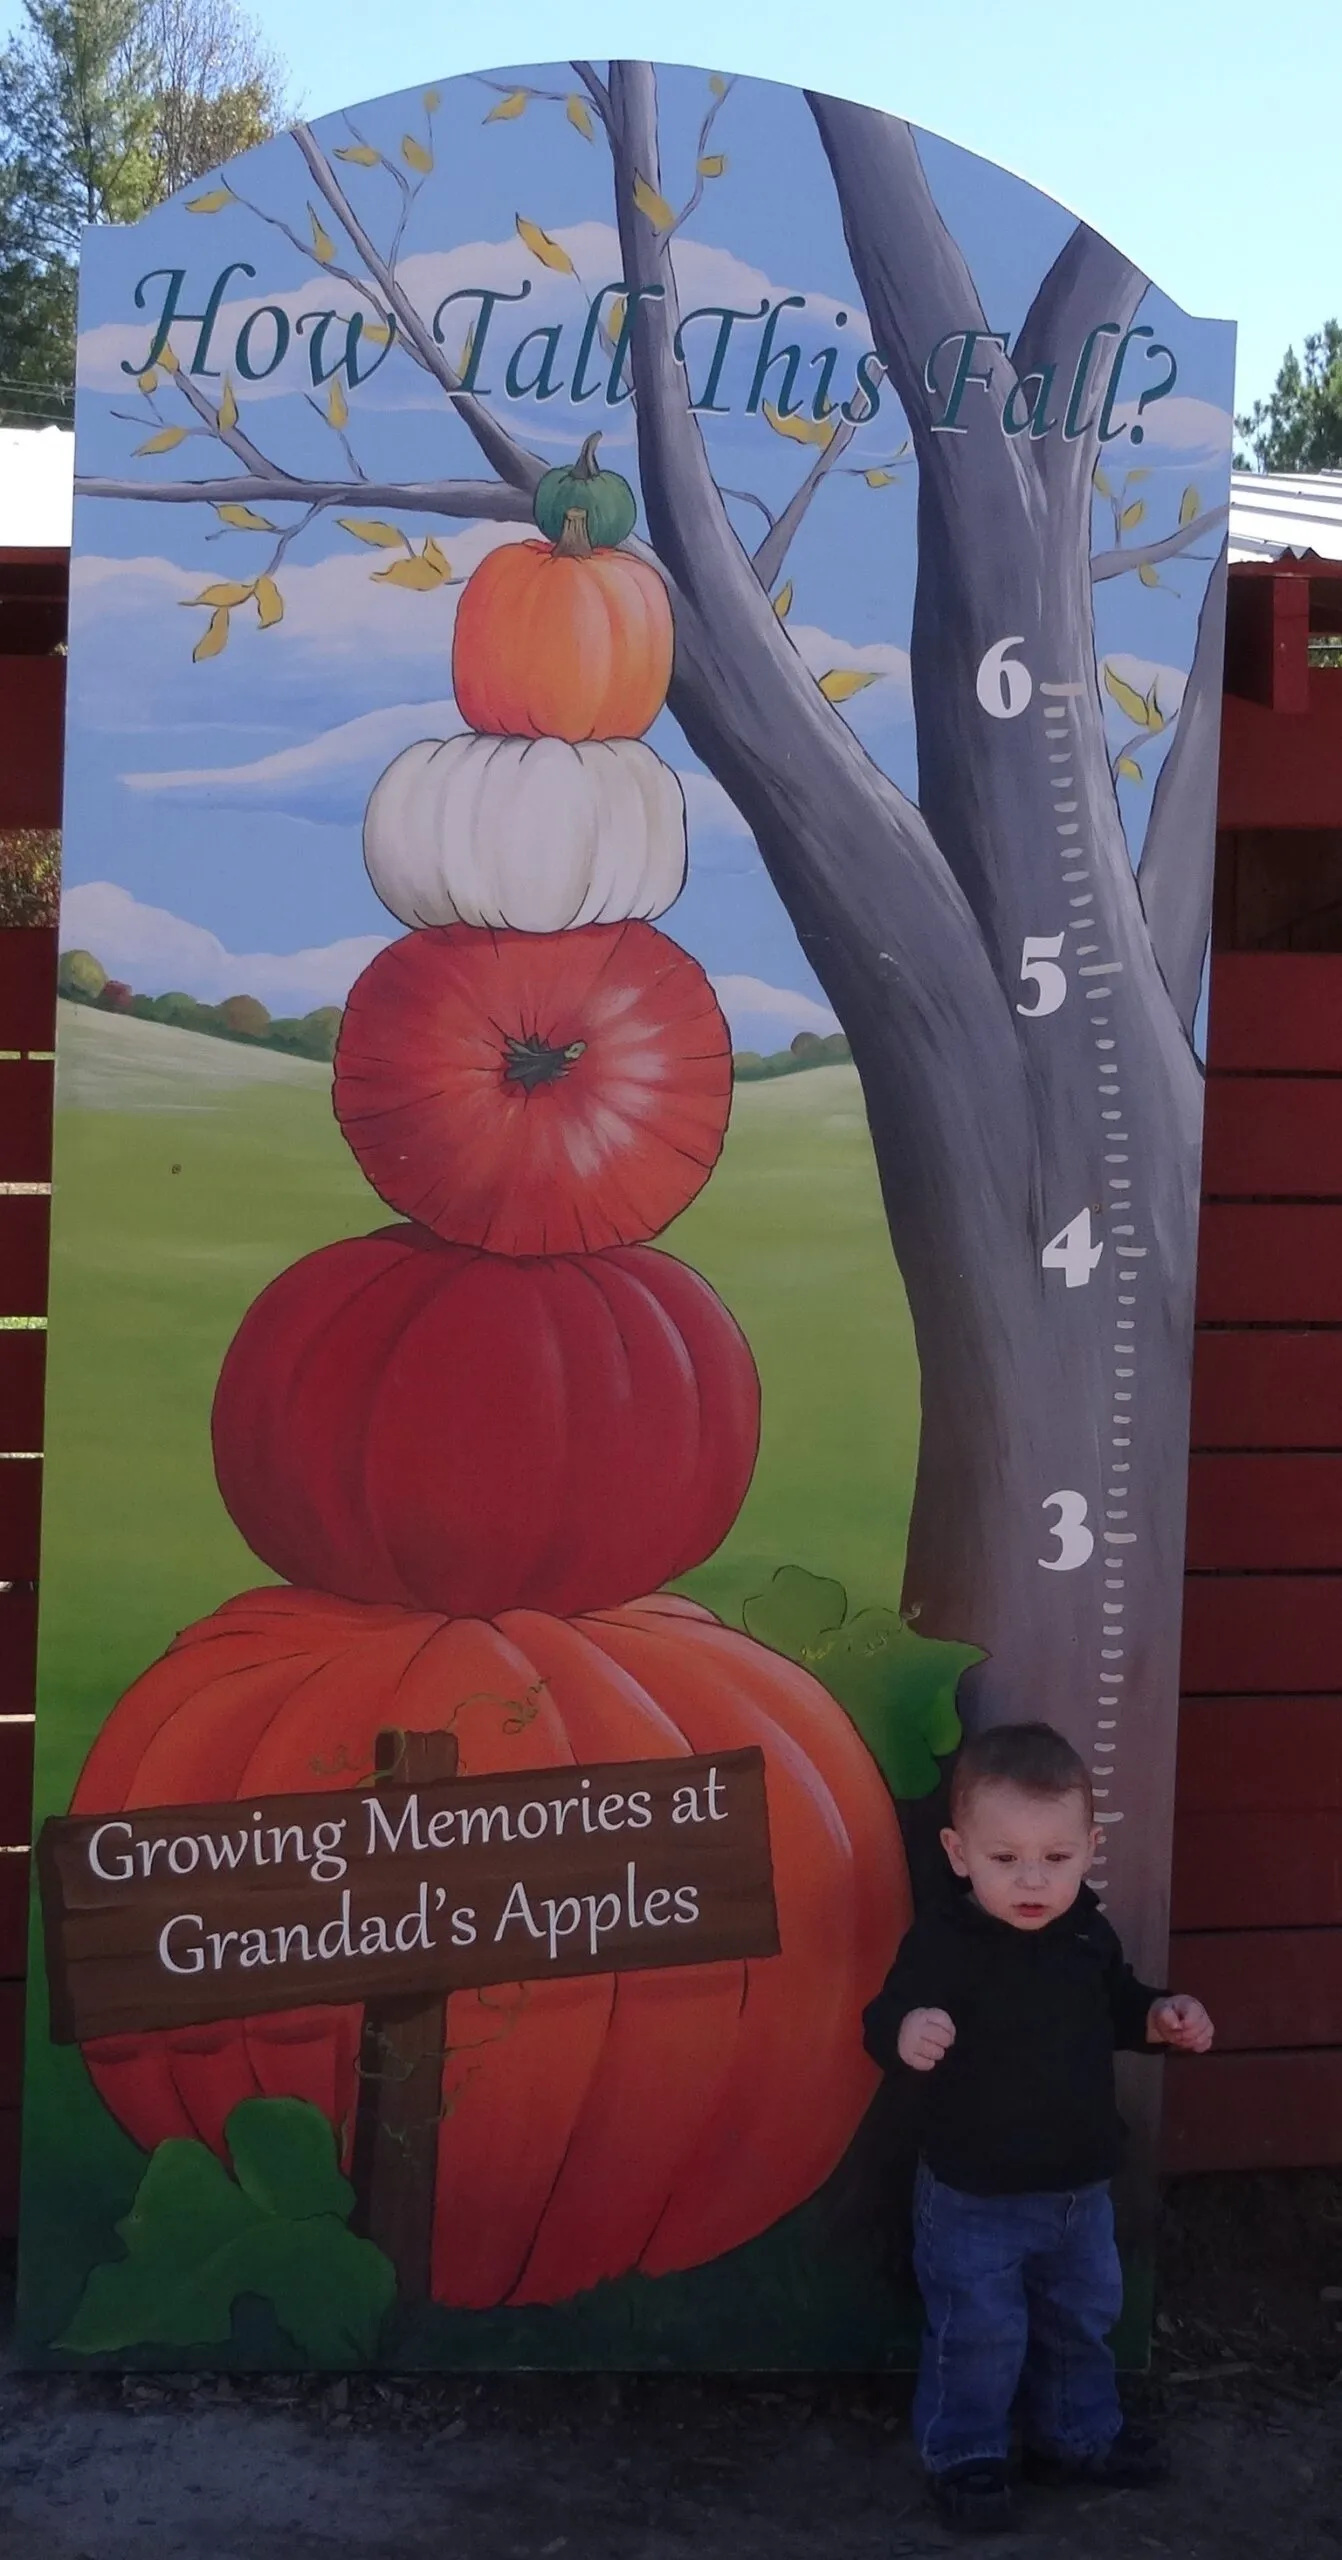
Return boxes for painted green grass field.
[21,1000,923,2364]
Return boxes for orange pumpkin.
[72,1584,910,2309]
[452,528,673,742]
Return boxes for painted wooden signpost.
[18,56,1233,2370]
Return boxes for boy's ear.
[940,1825,970,1877]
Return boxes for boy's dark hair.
[949,1722,1093,1826]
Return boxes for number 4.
[1042,1209,1104,1289]
[1017,934,1066,1017]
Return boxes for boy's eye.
[991,1853,1015,1864]
[1046,1853,1073,1864]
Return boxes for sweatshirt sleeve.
[861,1918,957,2071]
[1101,1927,1167,2051]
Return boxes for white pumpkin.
[362,732,688,933]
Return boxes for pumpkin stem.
[502,1031,587,1092]
[574,431,603,478]
[554,506,595,560]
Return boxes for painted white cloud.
[712,974,839,1051]
[1104,397,1232,459]
[60,881,388,1012]
[787,620,913,702]
[676,768,754,841]
[122,697,460,817]
[1101,654,1188,722]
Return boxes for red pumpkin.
[73,1584,911,2308]
[212,1226,760,1618]
[333,921,732,1256]
[451,534,673,741]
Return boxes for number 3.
[976,634,1033,720]
[1039,1491,1094,1571]
[1017,934,1066,1017]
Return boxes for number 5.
[976,634,1033,719]
[1017,934,1066,1017]
[1039,1491,1094,1572]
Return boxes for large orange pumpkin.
[73,1584,910,2309]
[451,530,673,742]
[211,1227,760,1618]
[332,920,732,1255]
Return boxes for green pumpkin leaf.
[57,2099,393,2365]
[744,1565,975,1800]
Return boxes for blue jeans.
[911,2164,1123,2474]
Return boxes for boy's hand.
[1147,1994,1214,2053]
[898,2006,956,2071]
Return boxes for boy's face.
[940,1781,1098,1930]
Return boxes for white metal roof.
[0,431,1338,566]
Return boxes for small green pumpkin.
[533,433,638,551]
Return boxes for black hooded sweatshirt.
[862,1883,1165,2195]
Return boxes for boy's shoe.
[1023,2422,1169,2488]
[926,2458,1017,2533]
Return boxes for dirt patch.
[0,2177,1337,2560]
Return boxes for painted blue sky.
[65,63,1236,1046]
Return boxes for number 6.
[976,634,1033,719]
[1017,934,1066,1017]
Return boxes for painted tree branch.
[1091,502,1229,583]
[1012,225,1147,500]
[166,363,291,483]
[1138,541,1229,1036]
[570,60,613,127]
[752,415,859,590]
[290,122,545,497]
[73,473,533,522]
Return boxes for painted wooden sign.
[20,56,1234,2372]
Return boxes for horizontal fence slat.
[0,1194,49,1316]
[1190,1330,1342,1449]
[0,1060,52,1185]
[1161,2049,1342,2172]
[1169,1928,1342,2050]
[1207,954,1342,1073]
[0,929,56,1051]
[1196,1206,1342,1322]
[1202,1075,1342,1199]
[0,657,64,829]
[1187,1453,1342,1569]
[1176,1697,1342,1810]
[1172,1809,1342,1929]
[1181,1573,1342,1692]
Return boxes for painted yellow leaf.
[137,368,158,393]
[193,607,230,661]
[864,468,895,487]
[327,375,349,430]
[192,581,253,607]
[457,320,476,378]
[773,580,793,620]
[338,517,408,548]
[254,576,284,628]
[1093,466,1113,499]
[485,89,527,121]
[1119,499,1146,531]
[361,316,391,345]
[709,72,728,96]
[763,399,836,449]
[159,343,179,373]
[402,134,433,173]
[335,144,380,165]
[1179,484,1201,526]
[1138,561,1159,587]
[373,555,446,590]
[1116,754,1144,782]
[134,424,189,454]
[424,89,441,112]
[186,186,233,213]
[516,215,574,273]
[217,376,238,431]
[1103,663,1151,727]
[818,668,878,703]
[567,94,594,140]
[1145,686,1166,734]
[604,295,627,349]
[309,206,336,264]
[216,503,275,531]
[422,536,452,579]
[697,152,727,178]
[633,172,676,230]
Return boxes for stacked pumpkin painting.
[70,442,912,2316]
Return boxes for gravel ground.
[0,2175,1337,2560]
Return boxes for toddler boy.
[863,1721,1213,2535]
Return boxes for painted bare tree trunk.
[607,65,1213,1976]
